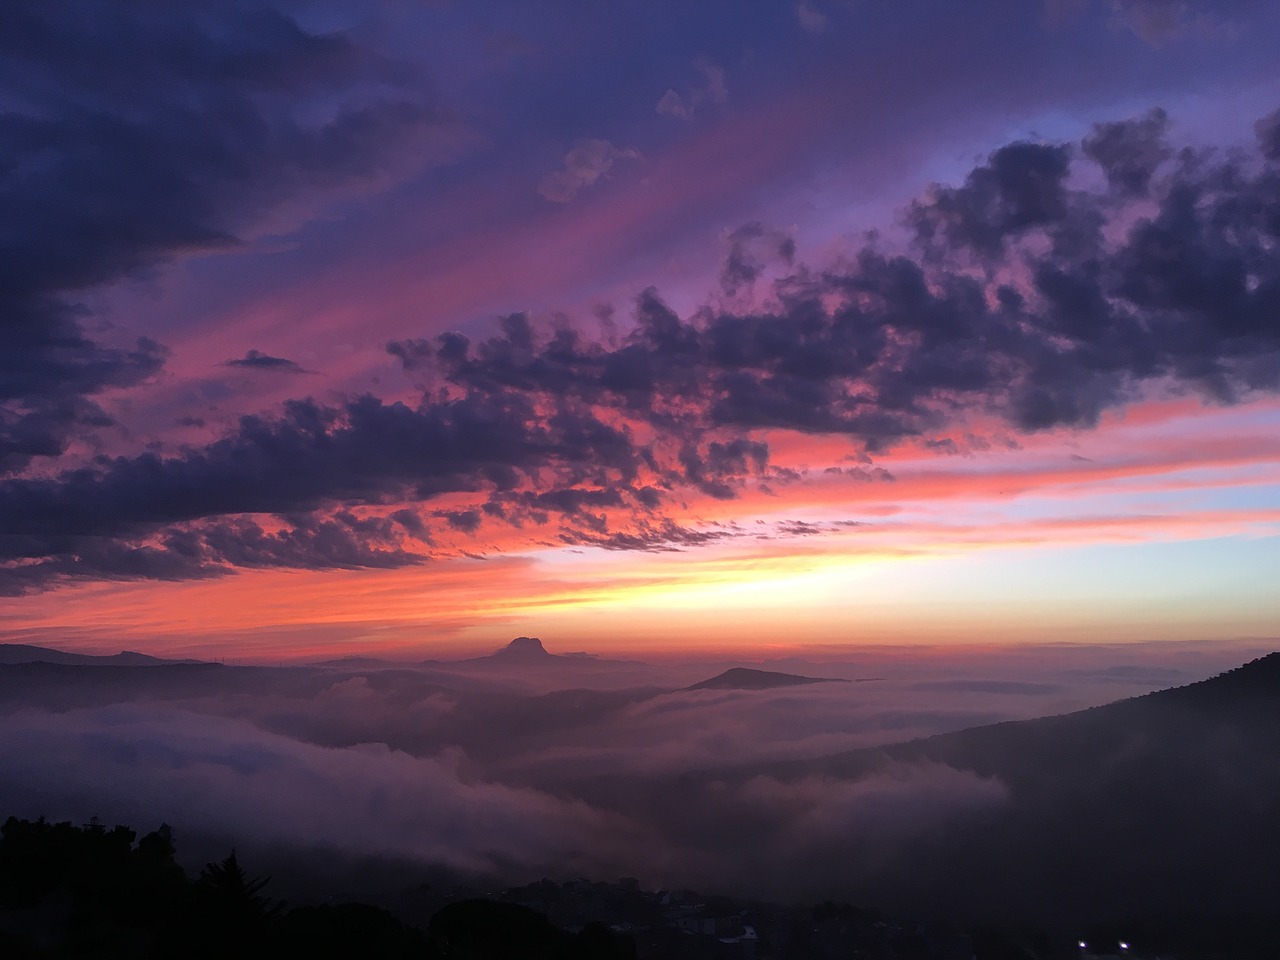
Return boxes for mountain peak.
[493,636,550,660]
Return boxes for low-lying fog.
[0,638,1272,922]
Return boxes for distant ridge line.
[0,644,204,667]
[686,667,850,691]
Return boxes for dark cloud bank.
[3,48,1280,590]
[0,0,443,486]
[0,645,1277,932]
[224,350,312,374]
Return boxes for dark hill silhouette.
[1156,649,1280,706]
[0,643,201,666]
[686,667,849,691]
[886,651,1280,779]
[726,652,1280,938]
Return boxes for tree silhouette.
[1,817,425,957]
[186,849,282,958]
[198,850,277,918]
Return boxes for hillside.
[748,653,1280,935]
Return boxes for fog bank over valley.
[1,636,1276,929]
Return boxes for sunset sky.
[3,0,1279,661]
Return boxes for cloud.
[0,705,618,877]
[399,134,1274,447]
[537,140,641,202]
[1256,106,1280,162]
[417,104,1280,442]
[732,765,1007,860]
[655,59,728,122]
[489,682,1021,783]
[908,141,1073,257]
[224,350,312,374]
[0,1,448,477]
[1106,0,1266,44]
[907,680,1065,695]
[794,1,829,34]
[1082,107,1170,196]
[5,104,1280,590]
[719,222,797,295]
[0,660,1044,899]
[0,392,649,591]
[0,646,1259,910]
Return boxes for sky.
[2,0,1279,662]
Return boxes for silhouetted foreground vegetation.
[4,813,1279,958]
[0,816,633,959]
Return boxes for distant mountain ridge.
[686,667,849,690]
[423,637,640,670]
[0,644,201,666]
